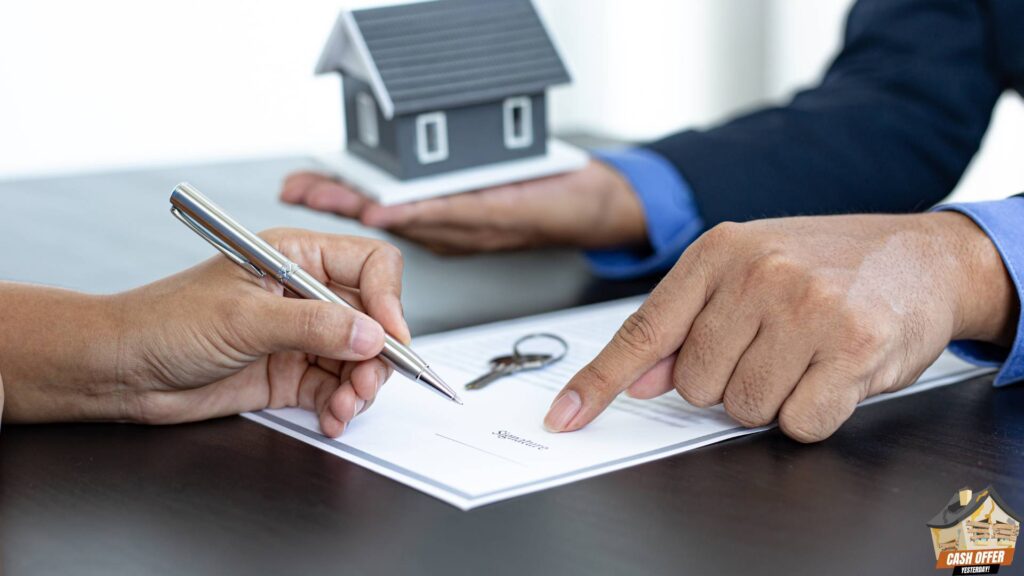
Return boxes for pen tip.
[418,368,462,405]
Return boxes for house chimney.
[959,487,972,507]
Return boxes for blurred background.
[1,0,1021,202]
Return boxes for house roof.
[927,486,1022,528]
[315,0,570,119]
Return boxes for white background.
[0,0,1021,202]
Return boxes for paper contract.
[245,297,991,510]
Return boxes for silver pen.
[169,182,461,405]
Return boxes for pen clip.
[171,206,266,279]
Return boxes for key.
[464,359,516,391]
[464,353,553,390]
[508,353,555,371]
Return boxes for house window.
[503,96,533,149]
[356,92,379,148]
[416,112,448,164]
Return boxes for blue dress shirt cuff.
[585,148,705,279]
[935,197,1024,386]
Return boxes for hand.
[0,229,408,438]
[118,228,409,437]
[280,160,647,254]
[544,212,1017,442]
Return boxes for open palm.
[280,160,646,254]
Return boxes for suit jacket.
[647,0,1024,226]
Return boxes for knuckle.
[700,221,743,250]
[778,407,827,443]
[748,250,798,286]
[779,383,852,443]
[683,223,745,285]
[684,317,718,363]
[334,392,359,423]
[673,351,720,408]
[267,230,308,260]
[369,237,400,256]
[259,227,293,243]
[674,376,718,408]
[382,242,404,263]
[841,314,893,358]
[381,243,406,272]
[616,310,661,356]
[723,381,773,428]
[872,318,898,348]
[867,362,904,397]
[802,276,840,308]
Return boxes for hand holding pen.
[12,225,409,437]
[2,183,456,436]
[170,184,459,413]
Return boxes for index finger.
[264,229,411,343]
[543,246,714,432]
[280,171,331,204]
[282,172,375,219]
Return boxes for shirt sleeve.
[935,196,1024,386]
[585,148,705,279]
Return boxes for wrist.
[0,284,133,423]
[56,293,135,421]
[578,160,646,249]
[932,212,1018,345]
[101,290,155,422]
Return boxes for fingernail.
[350,317,383,356]
[393,298,411,343]
[354,399,366,419]
[376,366,388,392]
[544,390,581,432]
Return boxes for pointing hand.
[544,213,1016,442]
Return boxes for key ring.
[512,333,568,367]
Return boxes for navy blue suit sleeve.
[647,0,1005,227]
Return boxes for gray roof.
[927,486,1022,528]
[316,0,570,119]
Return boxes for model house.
[315,0,571,181]
[928,486,1020,558]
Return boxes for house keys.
[464,333,569,391]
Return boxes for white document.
[245,297,992,510]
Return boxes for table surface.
[2,158,1023,576]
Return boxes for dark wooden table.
[2,159,1023,576]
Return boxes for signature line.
[434,433,527,467]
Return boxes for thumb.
[246,297,385,361]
